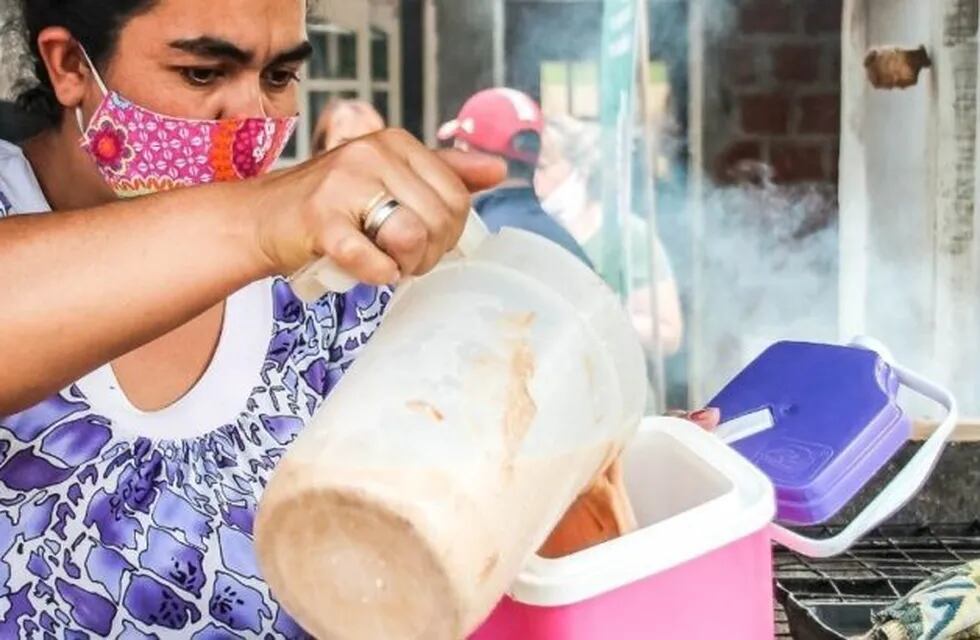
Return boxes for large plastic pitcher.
[256,213,648,640]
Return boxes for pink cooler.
[472,339,957,640]
[473,417,776,640]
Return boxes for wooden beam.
[422,0,438,145]
[492,0,506,87]
[913,419,980,442]
[838,0,870,341]
[686,0,707,405]
[929,0,979,412]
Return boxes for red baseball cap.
[437,88,544,163]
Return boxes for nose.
[219,77,269,119]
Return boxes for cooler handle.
[288,209,490,302]
[771,335,959,558]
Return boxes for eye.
[263,68,300,90]
[180,67,224,87]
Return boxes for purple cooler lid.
[708,341,912,526]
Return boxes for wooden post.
[422,0,439,145]
[636,0,666,411]
[492,0,506,88]
[929,0,978,412]
[686,0,707,405]
[838,0,870,342]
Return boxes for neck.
[21,117,115,211]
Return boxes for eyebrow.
[169,37,253,64]
[168,38,313,67]
[268,41,314,67]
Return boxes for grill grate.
[774,521,980,638]
[776,601,792,639]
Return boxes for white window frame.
[279,0,402,167]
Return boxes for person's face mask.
[540,170,588,225]
[76,48,297,199]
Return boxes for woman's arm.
[0,181,266,414]
[627,277,684,357]
[0,132,503,414]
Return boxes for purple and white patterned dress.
[0,140,391,638]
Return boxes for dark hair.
[506,130,541,181]
[16,0,158,126]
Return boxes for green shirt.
[584,215,674,290]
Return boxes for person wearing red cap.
[438,88,591,266]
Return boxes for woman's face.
[534,134,573,200]
[86,0,307,120]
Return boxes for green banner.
[599,0,640,297]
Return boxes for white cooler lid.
[509,417,776,607]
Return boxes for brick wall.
[691,0,843,404]
[711,0,842,185]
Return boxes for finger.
[316,213,400,286]
[435,149,507,193]
[372,206,428,276]
[686,408,721,431]
[375,132,469,267]
[374,160,456,274]
[401,140,473,225]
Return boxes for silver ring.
[364,198,401,240]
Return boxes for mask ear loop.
[75,45,110,134]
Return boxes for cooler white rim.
[507,416,776,607]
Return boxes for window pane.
[337,32,357,78]
[570,62,599,119]
[372,91,389,123]
[371,27,389,81]
[647,61,672,179]
[307,90,359,140]
[309,30,330,79]
[308,24,357,80]
[308,91,333,140]
[540,61,570,116]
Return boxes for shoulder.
[0,139,48,216]
[474,188,537,226]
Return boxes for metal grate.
[775,601,792,639]
[774,521,980,639]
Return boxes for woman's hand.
[250,129,505,285]
[668,407,720,431]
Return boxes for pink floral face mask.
[77,50,297,199]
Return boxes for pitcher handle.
[771,335,959,558]
[289,209,490,302]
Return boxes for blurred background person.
[536,114,684,356]
[438,88,591,267]
[312,98,385,155]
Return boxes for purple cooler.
[709,340,910,525]
[708,337,958,558]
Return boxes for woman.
[0,1,502,637]
[311,98,385,155]
[536,115,684,356]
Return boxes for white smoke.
[692,165,839,401]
